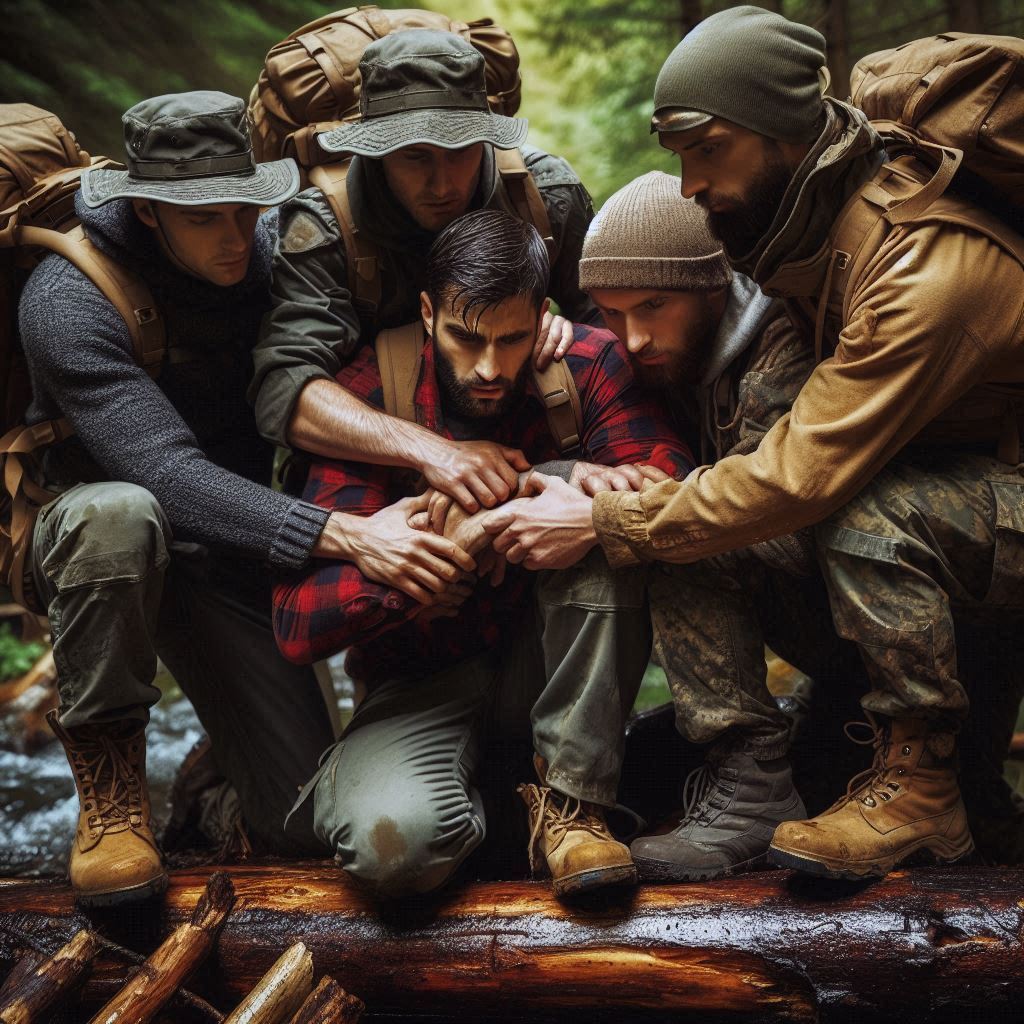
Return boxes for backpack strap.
[308,161,382,317]
[375,322,425,423]
[494,148,555,260]
[532,356,582,457]
[814,141,962,362]
[15,223,166,376]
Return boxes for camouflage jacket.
[249,144,597,446]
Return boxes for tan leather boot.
[47,710,168,906]
[769,715,974,880]
[517,757,637,897]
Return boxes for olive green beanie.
[579,171,731,292]
[653,5,827,144]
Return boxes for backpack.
[248,6,554,322]
[0,103,167,611]
[375,322,583,457]
[812,33,1024,461]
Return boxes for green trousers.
[293,549,651,897]
[30,481,335,855]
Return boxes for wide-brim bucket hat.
[81,90,300,208]
[318,30,528,158]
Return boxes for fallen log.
[223,942,312,1024]
[87,872,234,1024]
[0,928,96,1024]
[2,863,1023,1023]
[288,978,363,1024]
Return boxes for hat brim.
[650,109,713,134]
[79,158,301,208]
[318,109,528,157]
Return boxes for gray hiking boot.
[631,745,806,881]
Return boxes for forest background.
[3,0,1024,207]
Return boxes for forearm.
[288,377,449,469]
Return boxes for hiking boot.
[517,757,636,897]
[47,709,167,906]
[769,715,974,880]
[630,745,806,881]
[164,735,251,861]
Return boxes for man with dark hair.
[273,209,691,900]
[487,6,1024,880]
[250,30,598,573]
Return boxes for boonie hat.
[318,30,528,157]
[81,90,299,208]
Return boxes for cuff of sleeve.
[533,459,575,483]
[269,500,332,570]
[255,365,334,447]
[592,490,649,568]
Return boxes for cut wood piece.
[0,950,45,1006]
[87,871,234,1024]
[5,865,1024,1022]
[0,929,97,1024]
[224,942,313,1024]
[288,977,363,1024]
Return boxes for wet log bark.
[87,872,233,1024]
[288,977,363,1024]
[0,929,96,1024]
[2,863,1023,1023]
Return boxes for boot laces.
[523,785,612,874]
[679,760,734,826]
[71,732,145,836]
[838,712,903,809]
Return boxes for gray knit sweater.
[18,194,329,569]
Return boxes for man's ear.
[538,296,550,328]
[132,199,158,229]
[420,290,434,337]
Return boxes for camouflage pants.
[817,453,1024,726]
[648,531,853,759]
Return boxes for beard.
[435,343,529,421]
[701,144,793,260]
[632,301,721,393]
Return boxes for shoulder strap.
[494,148,555,260]
[375,322,425,423]
[308,160,382,317]
[814,139,962,362]
[532,357,582,456]
[15,223,166,377]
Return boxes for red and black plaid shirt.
[273,325,693,683]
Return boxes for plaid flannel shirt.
[273,324,693,683]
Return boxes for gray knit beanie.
[579,171,731,292]
[653,5,827,144]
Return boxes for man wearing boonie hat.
[572,169,823,881]
[487,5,1024,882]
[251,29,598,531]
[17,91,470,906]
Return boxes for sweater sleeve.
[593,223,1024,566]
[19,255,329,569]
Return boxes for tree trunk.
[2,864,1024,1022]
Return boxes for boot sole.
[768,834,974,881]
[634,852,767,883]
[75,871,169,908]
[553,863,638,898]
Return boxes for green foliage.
[0,622,45,682]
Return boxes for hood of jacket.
[734,98,885,298]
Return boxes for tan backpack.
[375,322,583,456]
[0,104,167,611]
[248,6,553,322]
[809,33,1024,461]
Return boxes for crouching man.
[16,93,471,905]
[273,209,691,899]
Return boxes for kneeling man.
[273,209,691,899]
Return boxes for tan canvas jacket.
[594,168,1024,568]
